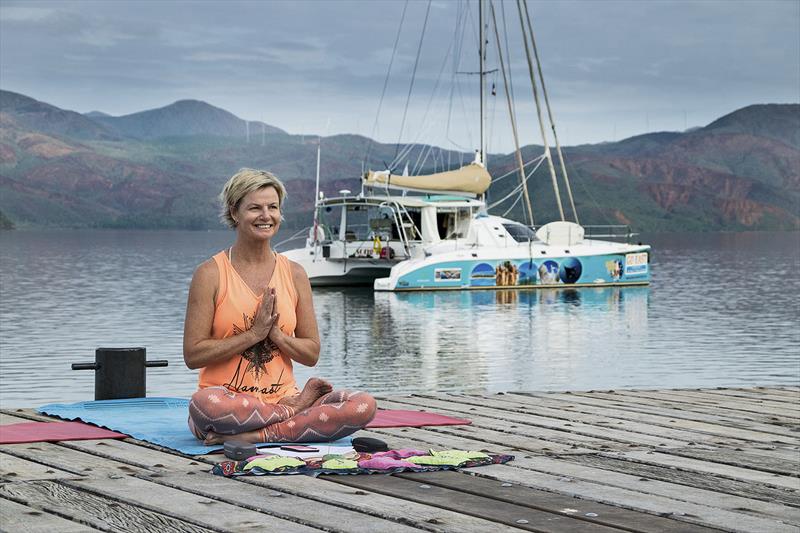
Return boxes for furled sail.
[364,162,492,195]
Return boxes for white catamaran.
[283,0,650,291]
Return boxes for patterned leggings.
[188,386,377,443]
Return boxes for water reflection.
[1,230,798,407]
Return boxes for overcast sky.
[1,0,798,152]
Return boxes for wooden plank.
[608,450,800,490]
[66,431,519,533]
[663,446,800,476]
[754,387,800,398]
[515,391,800,430]
[63,474,319,533]
[470,463,794,533]
[0,480,216,533]
[655,389,800,414]
[381,396,692,449]
[0,410,55,423]
[529,453,800,514]
[490,392,800,441]
[0,441,169,477]
[58,438,206,473]
[371,423,800,522]
[0,496,102,533]
[149,471,424,533]
[394,470,726,533]
[0,413,39,425]
[699,388,800,404]
[238,466,531,533]
[331,473,625,533]
[0,451,80,482]
[420,393,793,446]
[373,403,606,454]
[559,454,800,508]
[603,390,800,419]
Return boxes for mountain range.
[0,89,797,232]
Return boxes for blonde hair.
[219,168,287,228]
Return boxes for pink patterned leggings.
[188,386,377,442]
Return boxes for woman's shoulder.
[279,254,310,285]
[193,257,221,286]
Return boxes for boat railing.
[274,227,311,251]
[581,225,637,241]
[523,224,637,242]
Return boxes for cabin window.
[503,223,537,243]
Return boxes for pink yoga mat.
[0,421,128,444]
[367,409,471,428]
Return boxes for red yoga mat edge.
[0,421,128,444]
[367,409,471,429]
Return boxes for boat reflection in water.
[301,286,649,394]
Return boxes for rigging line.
[490,0,533,225]
[363,0,408,173]
[500,0,516,110]
[522,0,579,224]
[516,0,565,221]
[394,20,458,173]
[568,161,617,226]
[492,153,545,183]
[446,1,470,159]
[501,189,524,218]
[408,24,459,174]
[394,0,432,162]
[488,155,545,209]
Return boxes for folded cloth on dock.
[37,397,350,456]
[0,421,128,444]
[368,409,471,428]
[213,448,514,477]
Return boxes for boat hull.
[281,248,397,287]
[374,245,651,291]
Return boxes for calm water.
[1,230,798,408]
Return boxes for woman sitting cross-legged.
[183,168,377,445]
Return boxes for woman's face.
[233,186,281,240]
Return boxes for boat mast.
[522,0,579,224]
[312,136,322,245]
[516,0,565,221]
[479,0,486,166]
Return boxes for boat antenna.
[479,0,486,166]
[522,0,578,224]
[490,0,534,226]
[516,0,565,221]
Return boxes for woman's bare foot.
[203,428,264,445]
[278,377,332,411]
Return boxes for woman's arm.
[183,259,278,370]
[267,261,321,367]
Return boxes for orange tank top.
[197,250,300,403]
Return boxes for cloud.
[0,0,797,148]
[0,6,56,22]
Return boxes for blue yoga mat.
[38,397,351,456]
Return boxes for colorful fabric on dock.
[36,397,470,455]
[368,409,471,428]
[36,397,350,456]
[0,421,128,444]
[212,448,514,477]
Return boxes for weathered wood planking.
[0,496,104,533]
[1,386,798,533]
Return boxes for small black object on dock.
[71,347,168,400]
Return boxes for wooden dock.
[1,386,798,532]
